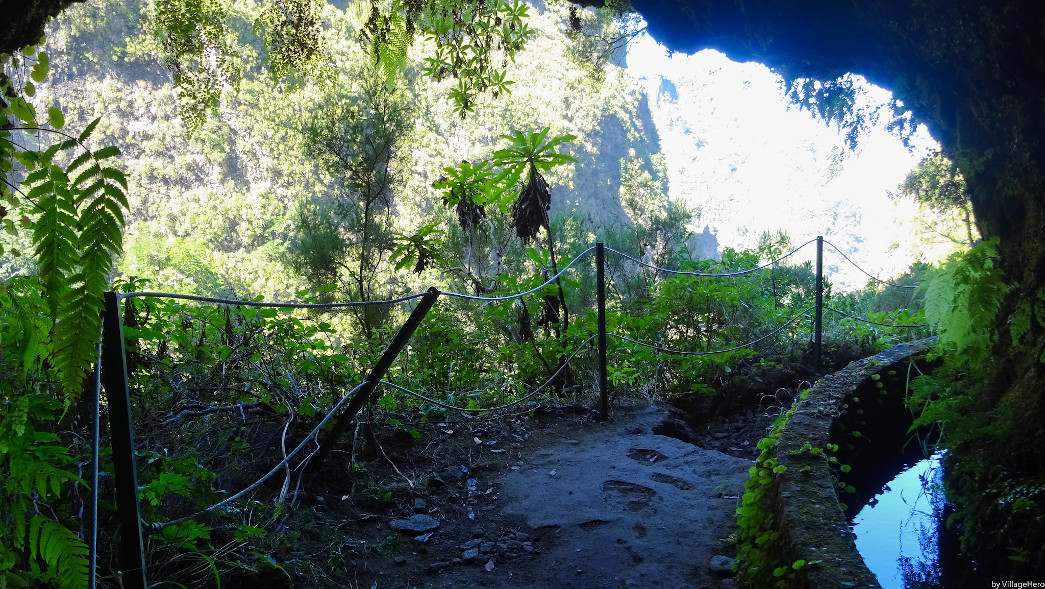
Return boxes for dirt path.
[385,405,753,589]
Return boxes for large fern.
[909,238,1006,434]
[3,40,127,589]
[0,393,89,589]
[22,122,128,395]
[920,238,1006,366]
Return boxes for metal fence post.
[100,292,147,589]
[815,236,824,370]
[596,243,608,422]
[312,287,441,470]
[89,340,101,589]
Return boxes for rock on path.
[495,405,752,588]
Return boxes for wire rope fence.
[93,235,933,587]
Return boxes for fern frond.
[24,168,48,185]
[0,393,30,451]
[51,286,104,392]
[27,516,88,589]
[7,437,74,499]
[22,140,128,395]
[99,167,128,190]
[92,145,120,161]
[31,167,78,319]
[65,151,92,175]
[77,118,100,143]
[102,182,130,210]
[71,163,101,189]
[0,283,49,377]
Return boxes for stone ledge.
[769,338,936,589]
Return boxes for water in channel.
[851,451,946,589]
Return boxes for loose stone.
[710,555,736,576]
[389,514,440,534]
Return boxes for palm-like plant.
[432,128,578,386]
[493,127,577,241]
[493,127,577,337]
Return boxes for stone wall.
[769,338,936,588]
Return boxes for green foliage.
[895,153,978,246]
[735,402,836,588]
[735,404,793,588]
[435,127,578,236]
[105,283,375,583]
[9,3,961,585]
[920,238,1005,369]
[492,127,577,242]
[1,283,89,589]
[818,260,933,355]
[605,245,818,395]
[0,394,89,589]
[901,239,1045,576]
[36,0,657,307]
[29,126,128,395]
[391,224,443,275]
[427,128,581,388]
[139,0,535,129]
[25,517,89,588]
[615,151,691,285]
[899,153,969,215]
[287,70,412,336]
[494,127,578,185]
[156,521,213,551]
[121,283,360,402]
[4,39,129,396]
[838,307,929,353]
[365,0,534,115]
[784,73,914,151]
[255,0,323,80]
[434,159,500,217]
[2,36,130,589]
[150,0,243,133]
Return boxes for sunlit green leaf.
[47,107,64,130]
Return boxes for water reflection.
[852,451,946,589]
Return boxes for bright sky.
[624,31,946,288]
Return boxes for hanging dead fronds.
[510,163,550,242]
[536,294,561,328]
[455,191,486,230]
[517,301,534,343]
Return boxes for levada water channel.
[851,450,946,589]
[835,359,970,589]
[776,343,992,589]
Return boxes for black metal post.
[815,236,824,371]
[100,292,147,589]
[312,287,441,470]
[89,340,101,589]
[596,243,608,422]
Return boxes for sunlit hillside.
[1,2,968,296]
[626,38,968,289]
